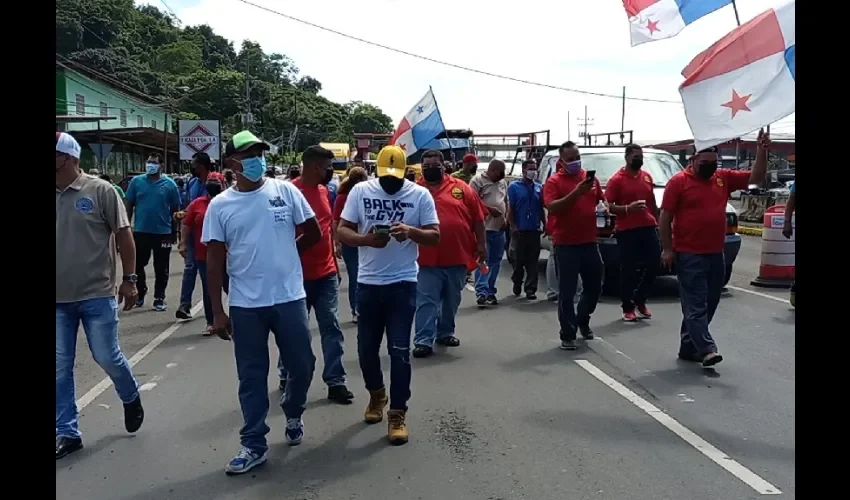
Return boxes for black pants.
[555,244,603,340]
[615,226,661,312]
[511,231,542,294]
[134,232,173,300]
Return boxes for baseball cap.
[462,153,478,163]
[231,130,270,153]
[206,172,225,184]
[375,145,407,179]
[56,132,81,159]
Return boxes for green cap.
[231,130,270,153]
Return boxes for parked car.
[508,146,742,289]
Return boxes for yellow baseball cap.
[376,145,407,179]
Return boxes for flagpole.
[429,86,455,163]
[731,0,741,26]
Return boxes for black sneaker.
[435,336,460,347]
[486,295,499,306]
[279,379,287,393]
[512,282,522,296]
[135,295,145,308]
[56,436,83,460]
[476,296,487,307]
[678,352,702,362]
[176,303,192,320]
[413,345,434,358]
[526,292,537,301]
[153,298,166,312]
[560,339,577,350]
[124,396,144,433]
[579,326,594,340]
[328,385,354,404]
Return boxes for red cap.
[462,153,478,163]
[207,172,225,183]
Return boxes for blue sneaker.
[225,447,266,475]
[153,298,167,312]
[135,296,145,308]
[285,417,304,445]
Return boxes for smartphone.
[373,224,391,235]
[586,170,596,181]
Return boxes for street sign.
[89,143,113,160]
[178,120,221,161]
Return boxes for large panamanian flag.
[623,0,734,46]
[388,89,445,158]
[679,0,795,151]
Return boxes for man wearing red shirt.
[659,133,769,367]
[605,144,661,322]
[543,141,604,350]
[277,145,354,404]
[412,150,486,358]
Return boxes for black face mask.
[320,168,334,186]
[422,167,443,183]
[697,161,718,179]
[405,173,417,181]
[190,167,198,177]
[206,182,223,197]
[379,176,404,195]
[492,172,505,182]
[630,157,643,170]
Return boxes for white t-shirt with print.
[201,178,315,308]
[340,178,439,285]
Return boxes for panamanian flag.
[388,89,446,158]
[623,0,734,46]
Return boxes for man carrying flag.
[389,89,446,158]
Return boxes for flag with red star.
[679,0,795,151]
[622,0,733,47]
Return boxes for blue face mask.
[238,156,266,182]
[565,160,582,175]
[145,162,160,175]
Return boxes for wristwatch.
[123,274,138,284]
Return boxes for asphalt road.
[58,235,794,500]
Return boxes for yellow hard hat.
[376,145,407,179]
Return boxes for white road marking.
[726,285,789,304]
[575,359,782,495]
[76,302,203,411]
[139,382,158,392]
[464,284,475,293]
[166,362,178,368]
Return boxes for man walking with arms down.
[338,145,440,445]
[659,132,769,367]
[470,159,508,306]
[508,159,545,300]
[413,149,485,358]
[543,141,605,350]
[56,132,144,459]
[605,144,661,321]
[202,131,321,475]
[278,145,354,404]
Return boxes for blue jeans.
[357,281,416,410]
[341,244,359,316]
[56,297,139,439]
[230,300,315,455]
[413,266,467,347]
[676,252,724,357]
[474,230,506,297]
[196,260,230,326]
[555,244,603,340]
[278,273,346,387]
[179,242,198,306]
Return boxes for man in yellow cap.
[337,145,441,445]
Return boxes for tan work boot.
[387,409,408,445]
[364,388,388,424]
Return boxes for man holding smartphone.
[543,141,605,350]
[337,145,440,446]
[604,144,661,322]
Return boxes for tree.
[344,101,394,134]
[296,76,322,94]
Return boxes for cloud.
[138,0,795,143]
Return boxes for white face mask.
[524,169,538,180]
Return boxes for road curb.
[737,226,763,237]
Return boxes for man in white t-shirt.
[202,130,322,476]
[338,145,440,446]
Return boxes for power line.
[234,0,682,105]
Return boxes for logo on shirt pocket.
[270,208,291,226]
[451,187,463,199]
[716,177,724,187]
[644,175,652,184]
[75,197,94,213]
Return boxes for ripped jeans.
[356,281,416,411]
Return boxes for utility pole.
[567,111,571,141]
[620,86,626,144]
[243,61,253,129]
[163,112,169,172]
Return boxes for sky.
[137,0,795,143]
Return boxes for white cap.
[56,132,81,159]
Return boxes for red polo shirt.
[604,167,658,231]
[332,193,348,222]
[184,195,211,261]
[543,169,603,246]
[661,167,750,254]
[417,175,484,268]
[292,178,337,280]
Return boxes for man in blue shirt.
[176,152,213,320]
[507,159,545,300]
[125,153,181,311]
